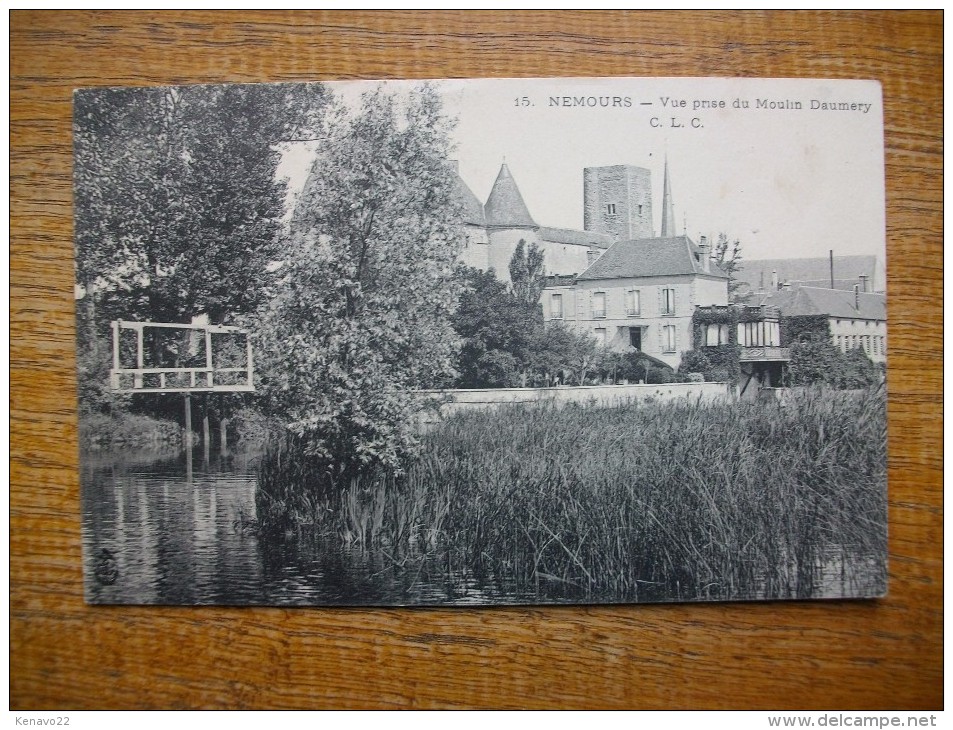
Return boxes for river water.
[81,448,884,606]
[81,447,529,606]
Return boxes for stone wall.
[415,381,731,425]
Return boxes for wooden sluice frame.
[109,320,254,394]
[109,320,255,467]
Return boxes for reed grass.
[256,387,887,602]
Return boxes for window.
[550,293,563,320]
[738,322,759,347]
[661,288,676,316]
[595,327,607,346]
[625,289,641,316]
[836,335,842,351]
[706,323,729,346]
[629,327,642,350]
[736,321,779,348]
[662,325,677,353]
[606,204,616,215]
[638,204,643,215]
[592,292,606,319]
[881,336,886,354]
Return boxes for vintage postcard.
[75,77,887,606]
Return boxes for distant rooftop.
[576,236,728,281]
[759,286,886,321]
[453,172,486,226]
[738,255,883,293]
[538,226,613,249]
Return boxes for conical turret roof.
[453,172,486,226]
[484,163,537,228]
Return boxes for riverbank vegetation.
[256,386,887,602]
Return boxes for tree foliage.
[74,83,330,334]
[713,233,749,304]
[508,239,546,305]
[787,341,880,389]
[255,85,463,478]
[452,267,540,388]
[74,82,331,428]
[451,264,607,388]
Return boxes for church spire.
[660,155,676,238]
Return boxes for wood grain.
[10,10,942,710]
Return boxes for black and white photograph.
[75,76,888,606]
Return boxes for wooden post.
[184,392,193,481]
[246,335,254,388]
[202,395,210,464]
[135,324,144,389]
[205,329,213,388]
[183,392,192,447]
[110,321,120,390]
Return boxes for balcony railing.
[739,346,790,362]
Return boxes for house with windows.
[455,157,885,377]
[541,235,729,369]
[757,285,887,363]
[692,303,790,394]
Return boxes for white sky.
[279,77,886,265]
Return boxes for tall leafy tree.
[73,82,330,340]
[452,267,542,388]
[508,238,546,305]
[74,83,330,425]
[256,84,464,477]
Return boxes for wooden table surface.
[10,10,942,710]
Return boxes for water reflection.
[81,447,531,606]
[81,448,883,605]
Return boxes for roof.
[738,255,882,292]
[760,286,886,321]
[453,172,486,226]
[538,226,613,249]
[484,164,537,228]
[576,236,729,281]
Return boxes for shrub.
[80,411,182,450]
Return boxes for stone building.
[541,236,729,369]
[456,158,734,370]
[757,285,887,364]
[455,161,671,282]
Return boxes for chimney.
[859,274,869,293]
[771,269,779,290]
[853,283,860,310]
[697,236,710,273]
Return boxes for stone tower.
[660,156,676,237]
[583,165,654,241]
[484,163,539,278]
